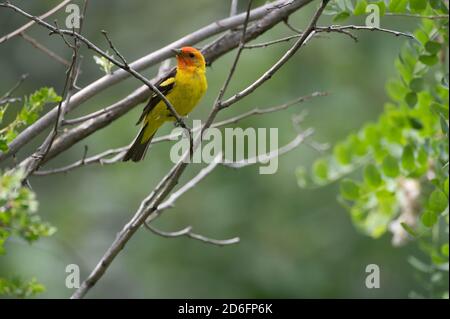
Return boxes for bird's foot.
[173,116,189,128]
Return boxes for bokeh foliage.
[0,0,448,298]
[299,0,449,298]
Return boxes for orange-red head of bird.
[172,47,206,70]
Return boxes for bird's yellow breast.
[149,67,207,123]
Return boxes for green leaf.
[405,92,418,107]
[409,0,427,12]
[430,102,449,118]
[400,222,418,237]
[363,123,380,145]
[333,143,352,165]
[441,243,449,258]
[414,29,429,46]
[409,78,424,92]
[364,164,383,188]
[408,117,423,130]
[0,106,7,123]
[348,134,368,157]
[313,159,329,180]
[431,252,447,265]
[376,1,386,16]
[340,179,361,200]
[333,11,351,22]
[428,189,448,214]
[382,155,400,177]
[353,0,367,15]
[0,277,45,298]
[0,137,8,152]
[401,145,416,172]
[386,79,408,101]
[429,0,447,10]
[93,54,114,75]
[425,41,442,55]
[444,178,449,197]
[421,210,438,227]
[389,0,408,12]
[419,55,439,66]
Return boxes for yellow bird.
[123,47,207,162]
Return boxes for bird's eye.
[189,53,195,58]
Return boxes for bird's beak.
[171,48,182,56]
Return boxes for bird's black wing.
[136,67,177,125]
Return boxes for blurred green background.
[0,0,425,298]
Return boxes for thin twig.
[222,128,314,168]
[21,2,89,177]
[0,0,313,163]
[0,0,73,44]
[2,1,190,157]
[220,0,330,110]
[0,73,28,100]
[283,18,302,34]
[33,146,125,176]
[315,25,415,40]
[70,2,325,299]
[0,74,28,106]
[144,223,240,246]
[385,12,449,20]
[35,91,326,175]
[19,32,71,67]
[0,97,21,106]
[215,0,253,108]
[100,30,188,131]
[61,105,117,126]
[155,154,223,212]
[244,34,303,49]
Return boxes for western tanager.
[123,47,207,162]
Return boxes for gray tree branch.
[0,0,312,162]
[70,0,329,299]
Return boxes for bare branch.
[219,0,330,109]
[144,223,240,246]
[101,30,188,131]
[156,154,223,212]
[230,0,239,17]
[34,92,327,176]
[0,73,28,105]
[0,0,73,44]
[244,30,355,49]
[16,0,313,170]
[213,91,327,126]
[20,1,89,177]
[222,128,314,169]
[3,2,187,133]
[215,0,254,107]
[0,97,21,106]
[244,34,303,49]
[283,18,302,34]
[157,59,172,77]
[315,25,415,40]
[0,0,312,162]
[61,105,116,126]
[19,32,71,67]
[33,145,124,176]
[70,2,328,299]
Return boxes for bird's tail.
[123,124,155,162]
